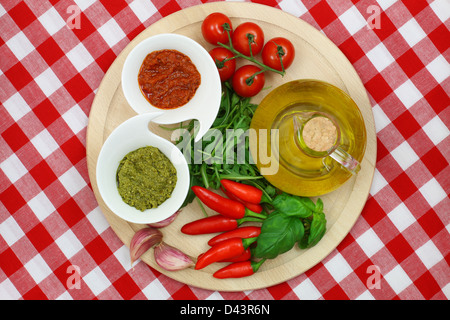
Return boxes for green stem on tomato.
[218,41,285,76]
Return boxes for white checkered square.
[28,191,56,221]
[293,278,322,300]
[30,129,59,159]
[394,79,422,109]
[419,178,447,207]
[356,228,384,257]
[129,0,157,23]
[422,116,449,145]
[388,203,415,232]
[6,31,34,60]
[62,104,88,134]
[0,216,25,246]
[83,266,111,296]
[426,54,450,84]
[58,167,86,196]
[38,7,66,36]
[142,279,171,300]
[384,265,412,294]
[339,6,367,35]
[366,42,395,72]
[3,92,31,122]
[279,0,308,17]
[24,254,53,284]
[55,229,83,259]
[35,68,63,97]
[391,141,419,171]
[324,253,353,282]
[398,18,427,48]
[97,18,126,48]
[416,240,444,269]
[1,153,28,183]
[66,42,94,72]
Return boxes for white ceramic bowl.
[96,112,190,224]
[121,33,221,142]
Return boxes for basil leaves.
[253,193,327,260]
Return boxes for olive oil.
[250,80,366,197]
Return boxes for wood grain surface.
[86,2,376,291]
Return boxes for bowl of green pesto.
[96,112,189,224]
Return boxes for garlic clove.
[154,242,194,271]
[130,227,163,266]
[147,210,181,228]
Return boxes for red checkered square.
[422,146,448,176]
[63,74,93,103]
[396,48,425,78]
[425,85,449,114]
[403,0,429,16]
[70,12,97,42]
[365,73,393,103]
[4,62,33,91]
[0,184,26,213]
[85,235,113,265]
[415,270,442,300]
[57,198,85,228]
[386,234,415,263]
[113,273,142,300]
[373,11,398,42]
[159,0,182,18]
[27,223,54,252]
[339,36,366,63]
[428,24,450,53]
[22,285,47,300]
[29,160,58,190]
[8,2,36,30]
[1,123,28,152]
[33,98,60,127]
[393,110,421,140]
[309,1,338,29]
[99,0,128,17]
[36,37,65,67]
[0,247,23,277]
[390,172,418,201]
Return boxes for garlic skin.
[147,210,180,228]
[130,227,163,266]
[154,242,194,271]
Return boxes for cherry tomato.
[262,37,295,71]
[231,22,264,56]
[231,65,265,97]
[209,47,236,81]
[201,12,233,45]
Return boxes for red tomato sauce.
[138,49,201,109]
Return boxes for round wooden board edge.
[86,2,377,292]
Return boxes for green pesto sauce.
[116,146,177,211]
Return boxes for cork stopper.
[302,116,337,152]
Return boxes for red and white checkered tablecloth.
[0,0,449,300]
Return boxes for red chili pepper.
[221,248,251,262]
[181,215,262,235]
[220,179,264,204]
[195,237,257,270]
[221,187,263,213]
[208,226,261,246]
[213,259,266,279]
[192,186,266,219]
[197,247,251,262]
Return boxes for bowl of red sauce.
[122,33,221,142]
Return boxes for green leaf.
[307,211,326,247]
[272,193,314,218]
[253,211,304,259]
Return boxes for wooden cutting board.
[86,2,376,291]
